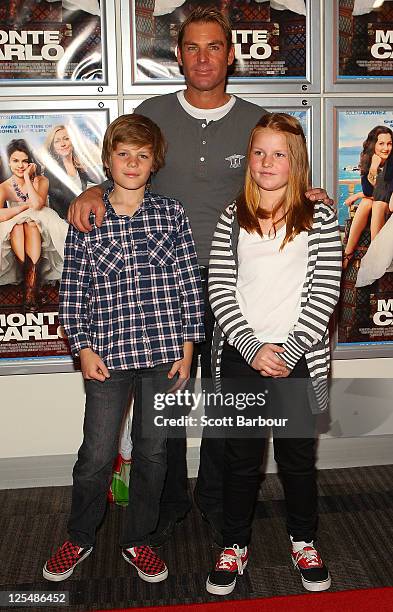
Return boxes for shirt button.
[200,157,205,162]
[202,140,206,145]
[201,123,206,128]
[137,271,141,276]
[134,245,138,250]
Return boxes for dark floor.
[1,466,393,611]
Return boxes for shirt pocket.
[91,239,124,278]
[147,232,176,267]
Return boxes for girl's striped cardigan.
[208,201,342,413]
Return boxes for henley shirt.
[137,93,265,265]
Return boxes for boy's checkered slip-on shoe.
[292,545,331,591]
[43,541,93,582]
[122,546,168,582]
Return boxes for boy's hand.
[167,342,193,393]
[305,187,334,208]
[80,348,110,381]
[67,185,105,232]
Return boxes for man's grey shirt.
[137,93,265,265]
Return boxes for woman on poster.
[356,191,393,287]
[43,124,101,220]
[0,139,67,310]
[342,126,393,269]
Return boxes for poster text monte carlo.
[0,0,102,82]
[131,0,307,81]
[338,0,393,79]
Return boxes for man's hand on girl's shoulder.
[305,187,335,210]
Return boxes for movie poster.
[337,0,393,80]
[336,108,393,351]
[0,106,109,372]
[0,0,103,83]
[129,0,308,82]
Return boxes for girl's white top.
[235,225,308,343]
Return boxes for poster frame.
[325,97,393,359]
[325,0,393,93]
[0,98,119,375]
[0,0,118,97]
[121,0,321,95]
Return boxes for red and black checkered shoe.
[43,541,93,582]
[122,546,168,582]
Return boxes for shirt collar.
[102,182,162,219]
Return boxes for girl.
[342,126,393,269]
[43,124,101,220]
[0,139,67,309]
[206,113,342,596]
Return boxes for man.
[68,7,331,546]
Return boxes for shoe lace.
[217,545,246,575]
[294,546,321,568]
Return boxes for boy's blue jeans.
[67,363,174,548]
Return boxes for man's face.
[177,22,234,95]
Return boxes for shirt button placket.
[199,121,208,177]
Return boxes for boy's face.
[106,142,154,192]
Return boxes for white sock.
[290,536,313,553]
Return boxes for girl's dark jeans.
[220,343,318,548]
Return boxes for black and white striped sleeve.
[282,205,342,369]
[208,205,264,366]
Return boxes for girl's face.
[9,150,29,178]
[53,128,72,158]
[249,128,290,195]
[374,133,392,161]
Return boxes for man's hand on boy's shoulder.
[80,347,110,382]
[67,185,106,232]
[167,342,193,393]
[305,187,335,210]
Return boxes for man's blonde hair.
[177,7,233,51]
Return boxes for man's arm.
[67,181,110,232]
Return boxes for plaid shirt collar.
[103,183,163,220]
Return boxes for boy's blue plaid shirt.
[59,188,205,369]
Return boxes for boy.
[42,114,204,583]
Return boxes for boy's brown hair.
[102,114,166,178]
[177,7,233,51]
